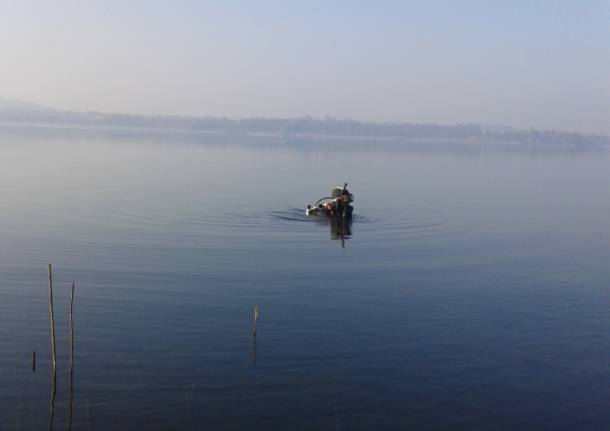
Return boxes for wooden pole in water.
[48,264,57,374]
[48,369,56,431]
[253,305,259,337]
[32,350,36,372]
[69,281,75,363]
[252,305,260,365]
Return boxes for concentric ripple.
[95,202,452,246]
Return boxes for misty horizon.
[2,95,608,149]
[1,96,609,143]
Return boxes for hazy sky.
[1,1,608,134]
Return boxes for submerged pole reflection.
[66,281,75,431]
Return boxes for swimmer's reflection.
[329,218,352,248]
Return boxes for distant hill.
[0,97,54,113]
[0,97,608,147]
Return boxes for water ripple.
[98,203,450,243]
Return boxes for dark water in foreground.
[2,129,610,430]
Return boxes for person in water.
[306,184,354,218]
[321,186,351,216]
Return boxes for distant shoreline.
[1,99,608,148]
[2,121,608,153]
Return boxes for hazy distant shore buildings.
[0,98,608,148]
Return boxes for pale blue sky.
[1,1,608,133]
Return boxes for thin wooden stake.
[253,305,259,336]
[32,350,36,372]
[69,281,75,362]
[48,264,57,374]
[48,369,56,431]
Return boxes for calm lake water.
[2,126,610,430]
